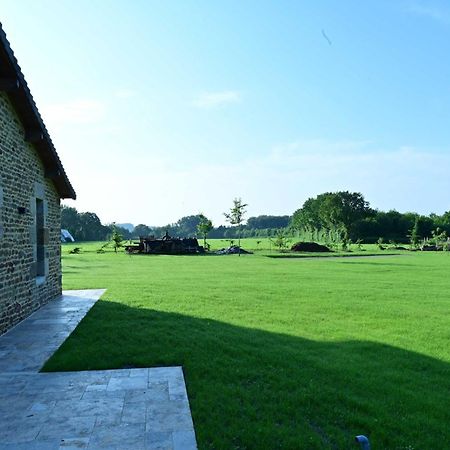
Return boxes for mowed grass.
[44,242,450,449]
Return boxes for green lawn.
[44,242,450,449]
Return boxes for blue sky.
[2,1,450,225]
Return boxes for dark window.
[36,198,45,277]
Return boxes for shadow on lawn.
[264,253,402,259]
[43,300,450,450]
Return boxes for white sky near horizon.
[2,1,450,226]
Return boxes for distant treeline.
[62,191,450,244]
[344,210,450,243]
[293,210,450,244]
[61,207,291,241]
[134,215,292,240]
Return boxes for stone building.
[0,24,75,335]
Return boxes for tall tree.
[78,212,107,241]
[134,224,152,238]
[224,198,248,256]
[176,215,204,236]
[291,197,322,232]
[61,206,80,234]
[61,205,110,241]
[292,191,374,241]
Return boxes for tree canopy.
[292,191,374,239]
[246,215,290,229]
[61,206,110,241]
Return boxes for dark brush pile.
[216,245,253,255]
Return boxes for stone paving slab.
[0,290,105,373]
[0,290,197,450]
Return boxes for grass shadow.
[265,253,401,259]
[43,300,450,449]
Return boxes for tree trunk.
[238,226,241,256]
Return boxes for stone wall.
[0,92,62,335]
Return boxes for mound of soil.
[291,242,332,253]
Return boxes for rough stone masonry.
[0,91,61,334]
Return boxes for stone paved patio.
[0,290,197,449]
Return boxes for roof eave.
[0,23,76,200]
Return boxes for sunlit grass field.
[44,241,450,449]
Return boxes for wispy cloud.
[41,99,106,125]
[406,2,450,25]
[192,90,241,109]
